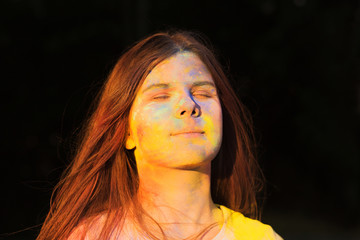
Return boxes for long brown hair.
[37,30,264,240]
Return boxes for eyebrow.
[192,81,215,88]
[142,83,170,94]
[142,81,215,94]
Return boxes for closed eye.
[192,91,213,98]
[153,94,170,100]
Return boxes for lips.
[170,131,205,136]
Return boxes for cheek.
[202,102,222,144]
[134,103,172,142]
[148,103,171,120]
[203,114,221,137]
[135,124,145,140]
[203,102,222,127]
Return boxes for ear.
[125,132,136,150]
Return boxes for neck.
[134,162,223,238]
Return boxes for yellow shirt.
[214,205,283,240]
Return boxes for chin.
[167,155,214,170]
[171,161,211,171]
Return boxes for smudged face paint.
[126,52,222,169]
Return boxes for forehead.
[140,52,214,89]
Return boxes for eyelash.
[152,91,213,100]
[192,91,212,98]
[153,95,170,100]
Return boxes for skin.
[126,52,223,239]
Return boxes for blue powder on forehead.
[188,69,203,78]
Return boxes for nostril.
[181,110,186,115]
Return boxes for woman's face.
[126,52,222,169]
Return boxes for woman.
[37,30,282,239]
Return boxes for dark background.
[1,0,359,239]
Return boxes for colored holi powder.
[187,67,209,79]
[127,52,222,168]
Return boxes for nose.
[175,93,201,118]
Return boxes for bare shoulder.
[67,214,106,240]
[67,212,135,240]
[274,231,284,240]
